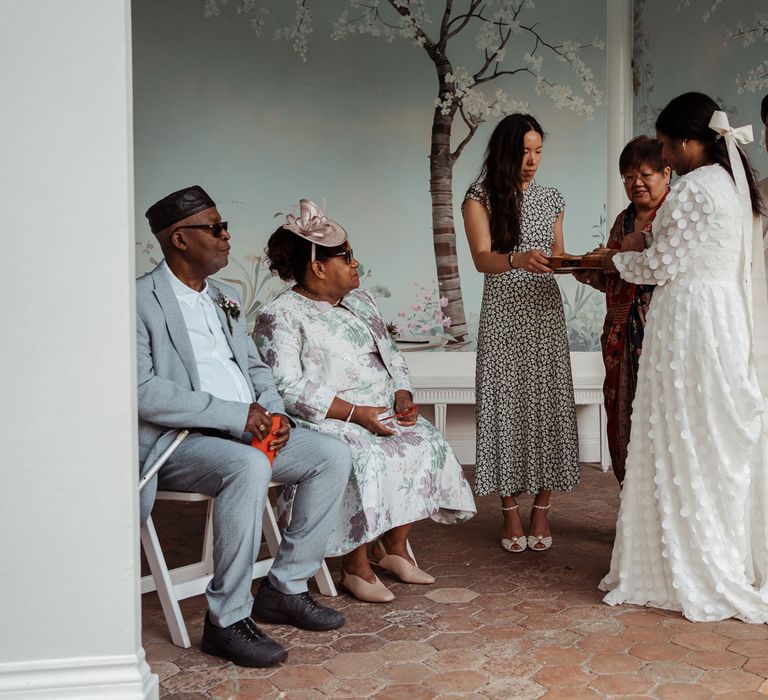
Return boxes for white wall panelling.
[0,0,156,697]
[606,0,634,222]
[404,352,610,469]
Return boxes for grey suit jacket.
[137,263,286,522]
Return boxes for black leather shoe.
[201,612,287,667]
[252,579,346,631]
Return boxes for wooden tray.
[548,255,605,274]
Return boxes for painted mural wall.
[132,0,608,350]
[133,1,767,351]
[633,0,767,175]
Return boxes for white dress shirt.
[162,262,252,403]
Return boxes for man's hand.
[245,402,272,440]
[393,390,419,426]
[269,414,291,454]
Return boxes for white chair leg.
[313,561,338,597]
[261,497,282,555]
[140,516,191,649]
[261,492,337,597]
[201,499,214,577]
[406,539,417,567]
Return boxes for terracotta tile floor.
[142,465,768,699]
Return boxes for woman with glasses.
[254,200,476,603]
[575,137,670,485]
[462,113,579,553]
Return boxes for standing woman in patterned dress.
[462,113,580,552]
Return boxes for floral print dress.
[254,288,476,556]
[464,181,580,496]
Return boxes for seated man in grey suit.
[137,185,352,668]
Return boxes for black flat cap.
[145,185,216,234]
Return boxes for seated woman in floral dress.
[254,200,476,604]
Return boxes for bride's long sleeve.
[613,177,712,286]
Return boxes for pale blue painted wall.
[633,0,767,175]
[132,0,608,348]
[132,1,767,349]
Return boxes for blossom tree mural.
[637,1,768,125]
[676,1,767,93]
[206,0,603,341]
[726,13,768,94]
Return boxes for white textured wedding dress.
[599,164,768,623]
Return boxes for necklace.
[294,285,341,306]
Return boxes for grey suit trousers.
[157,427,352,627]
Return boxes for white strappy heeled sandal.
[501,504,527,553]
[527,503,553,551]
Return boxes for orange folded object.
[251,414,281,465]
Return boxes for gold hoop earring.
[682,140,687,151]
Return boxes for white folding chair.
[139,431,338,648]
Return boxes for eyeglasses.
[328,248,354,265]
[172,221,229,237]
[621,173,660,185]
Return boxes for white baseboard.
[0,650,158,699]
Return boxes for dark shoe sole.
[200,640,288,667]
[252,607,346,631]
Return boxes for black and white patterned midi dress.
[465,181,580,496]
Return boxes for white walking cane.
[138,430,190,492]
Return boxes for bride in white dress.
[598,92,768,623]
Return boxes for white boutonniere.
[216,292,241,333]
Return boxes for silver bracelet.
[345,404,356,423]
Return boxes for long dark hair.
[480,113,545,253]
[655,92,764,216]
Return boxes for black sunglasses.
[328,248,354,264]
[172,221,229,237]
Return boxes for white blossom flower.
[735,60,768,94]
[273,0,313,61]
[524,52,543,72]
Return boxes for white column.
[606,0,634,222]
[0,1,156,698]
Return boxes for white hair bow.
[709,110,753,147]
[709,111,768,395]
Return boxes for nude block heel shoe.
[371,541,435,585]
[340,570,395,603]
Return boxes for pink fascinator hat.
[276,199,347,261]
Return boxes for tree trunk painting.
[206,0,604,343]
[430,112,466,340]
